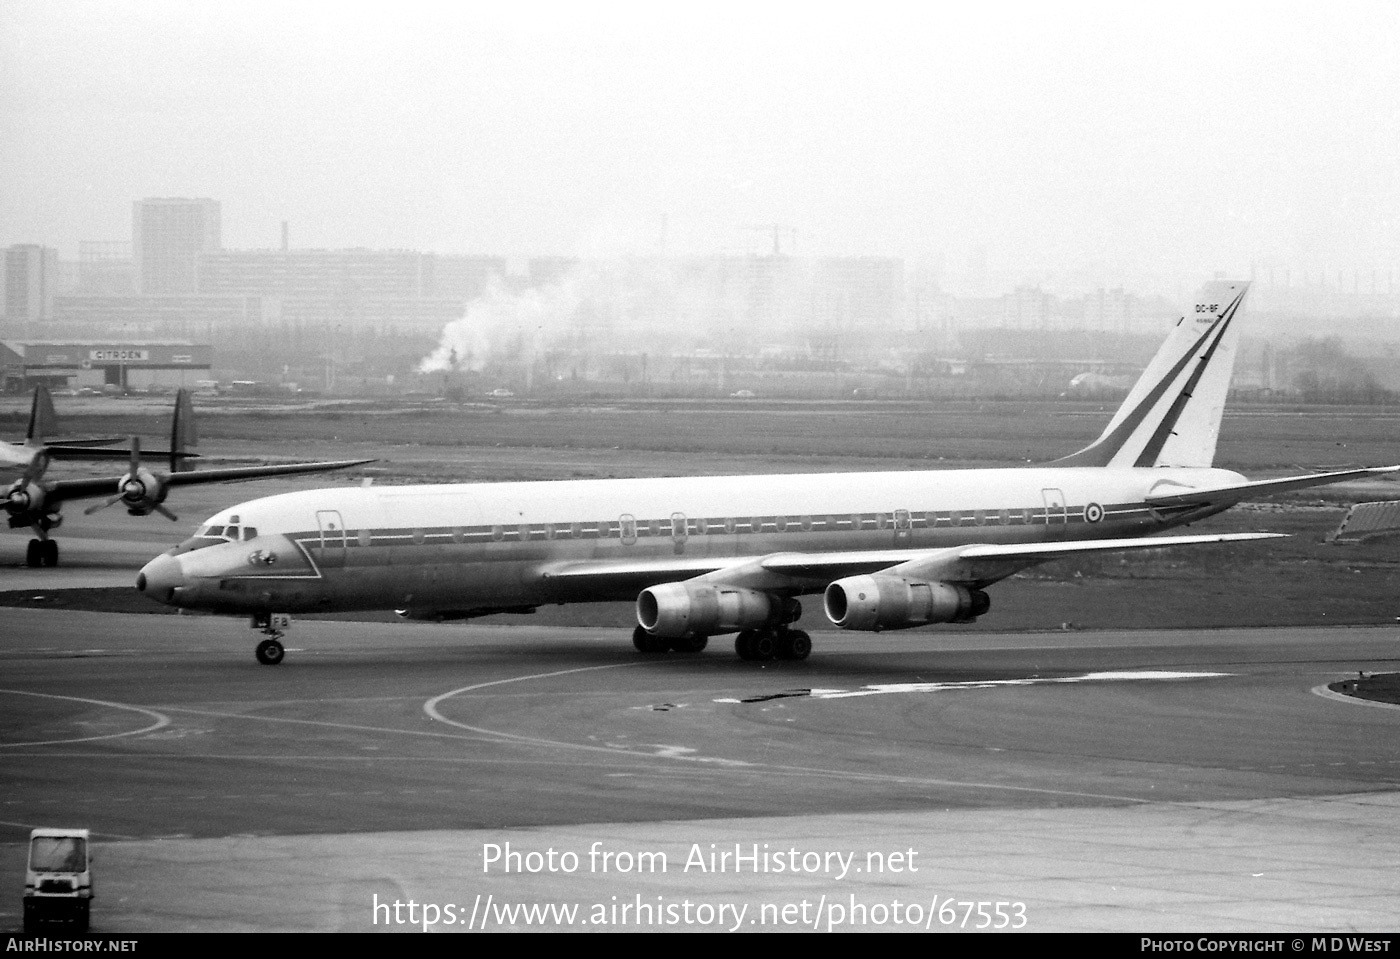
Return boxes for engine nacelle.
[637,582,780,638]
[5,480,53,529]
[117,469,169,516]
[6,479,43,512]
[824,575,990,632]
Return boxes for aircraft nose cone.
[137,553,185,605]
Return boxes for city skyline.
[3,2,1399,299]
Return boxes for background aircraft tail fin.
[169,389,199,472]
[1053,280,1249,469]
[25,386,59,443]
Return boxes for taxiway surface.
[2,604,1398,932]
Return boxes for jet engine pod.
[637,582,779,638]
[824,575,989,631]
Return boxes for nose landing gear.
[251,612,291,665]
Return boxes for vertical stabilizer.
[25,386,59,444]
[1053,281,1249,468]
[169,389,199,473]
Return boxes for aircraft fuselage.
[139,465,1243,616]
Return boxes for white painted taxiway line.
[0,689,171,748]
[1311,683,1400,712]
[421,663,1164,806]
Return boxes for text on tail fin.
[1052,281,1249,469]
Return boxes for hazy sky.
[3,1,1398,293]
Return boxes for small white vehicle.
[23,828,93,931]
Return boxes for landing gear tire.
[735,630,776,661]
[632,625,669,654]
[670,635,708,653]
[255,638,285,665]
[24,539,58,567]
[775,629,812,661]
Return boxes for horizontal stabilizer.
[1146,467,1400,508]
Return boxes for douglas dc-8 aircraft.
[5,387,372,568]
[138,281,1397,664]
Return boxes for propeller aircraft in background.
[4,386,371,567]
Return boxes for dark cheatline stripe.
[1050,309,1226,468]
[282,499,1159,556]
[1131,288,1246,467]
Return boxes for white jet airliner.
[137,281,1396,664]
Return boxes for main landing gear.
[735,627,811,662]
[252,612,291,665]
[630,624,812,661]
[24,538,58,568]
[632,625,708,654]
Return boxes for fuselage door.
[316,509,346,568]
[893,508,912,545]
[1040,489,1067,525]
[670,512,688,553]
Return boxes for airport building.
[0,339,212,393]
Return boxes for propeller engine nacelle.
[114,468,170,516]
[5,451,58,530]
[637,582,783,639]
[4,478,53,529]
[824,575,990,631]
[84,437,179,521]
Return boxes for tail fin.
[169,389,199,473]
[1053,280,1249,469]
[25,386,59,443]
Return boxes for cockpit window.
[243,527,256,540]
[203,525,224,537]
[225,525,239,540]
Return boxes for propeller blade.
[153,504,179,522]
[21,450,50,485]
[84,494,125,516]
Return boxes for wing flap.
[539,532,1285,592]
[161,458,375,487]
[41,459,374,509]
